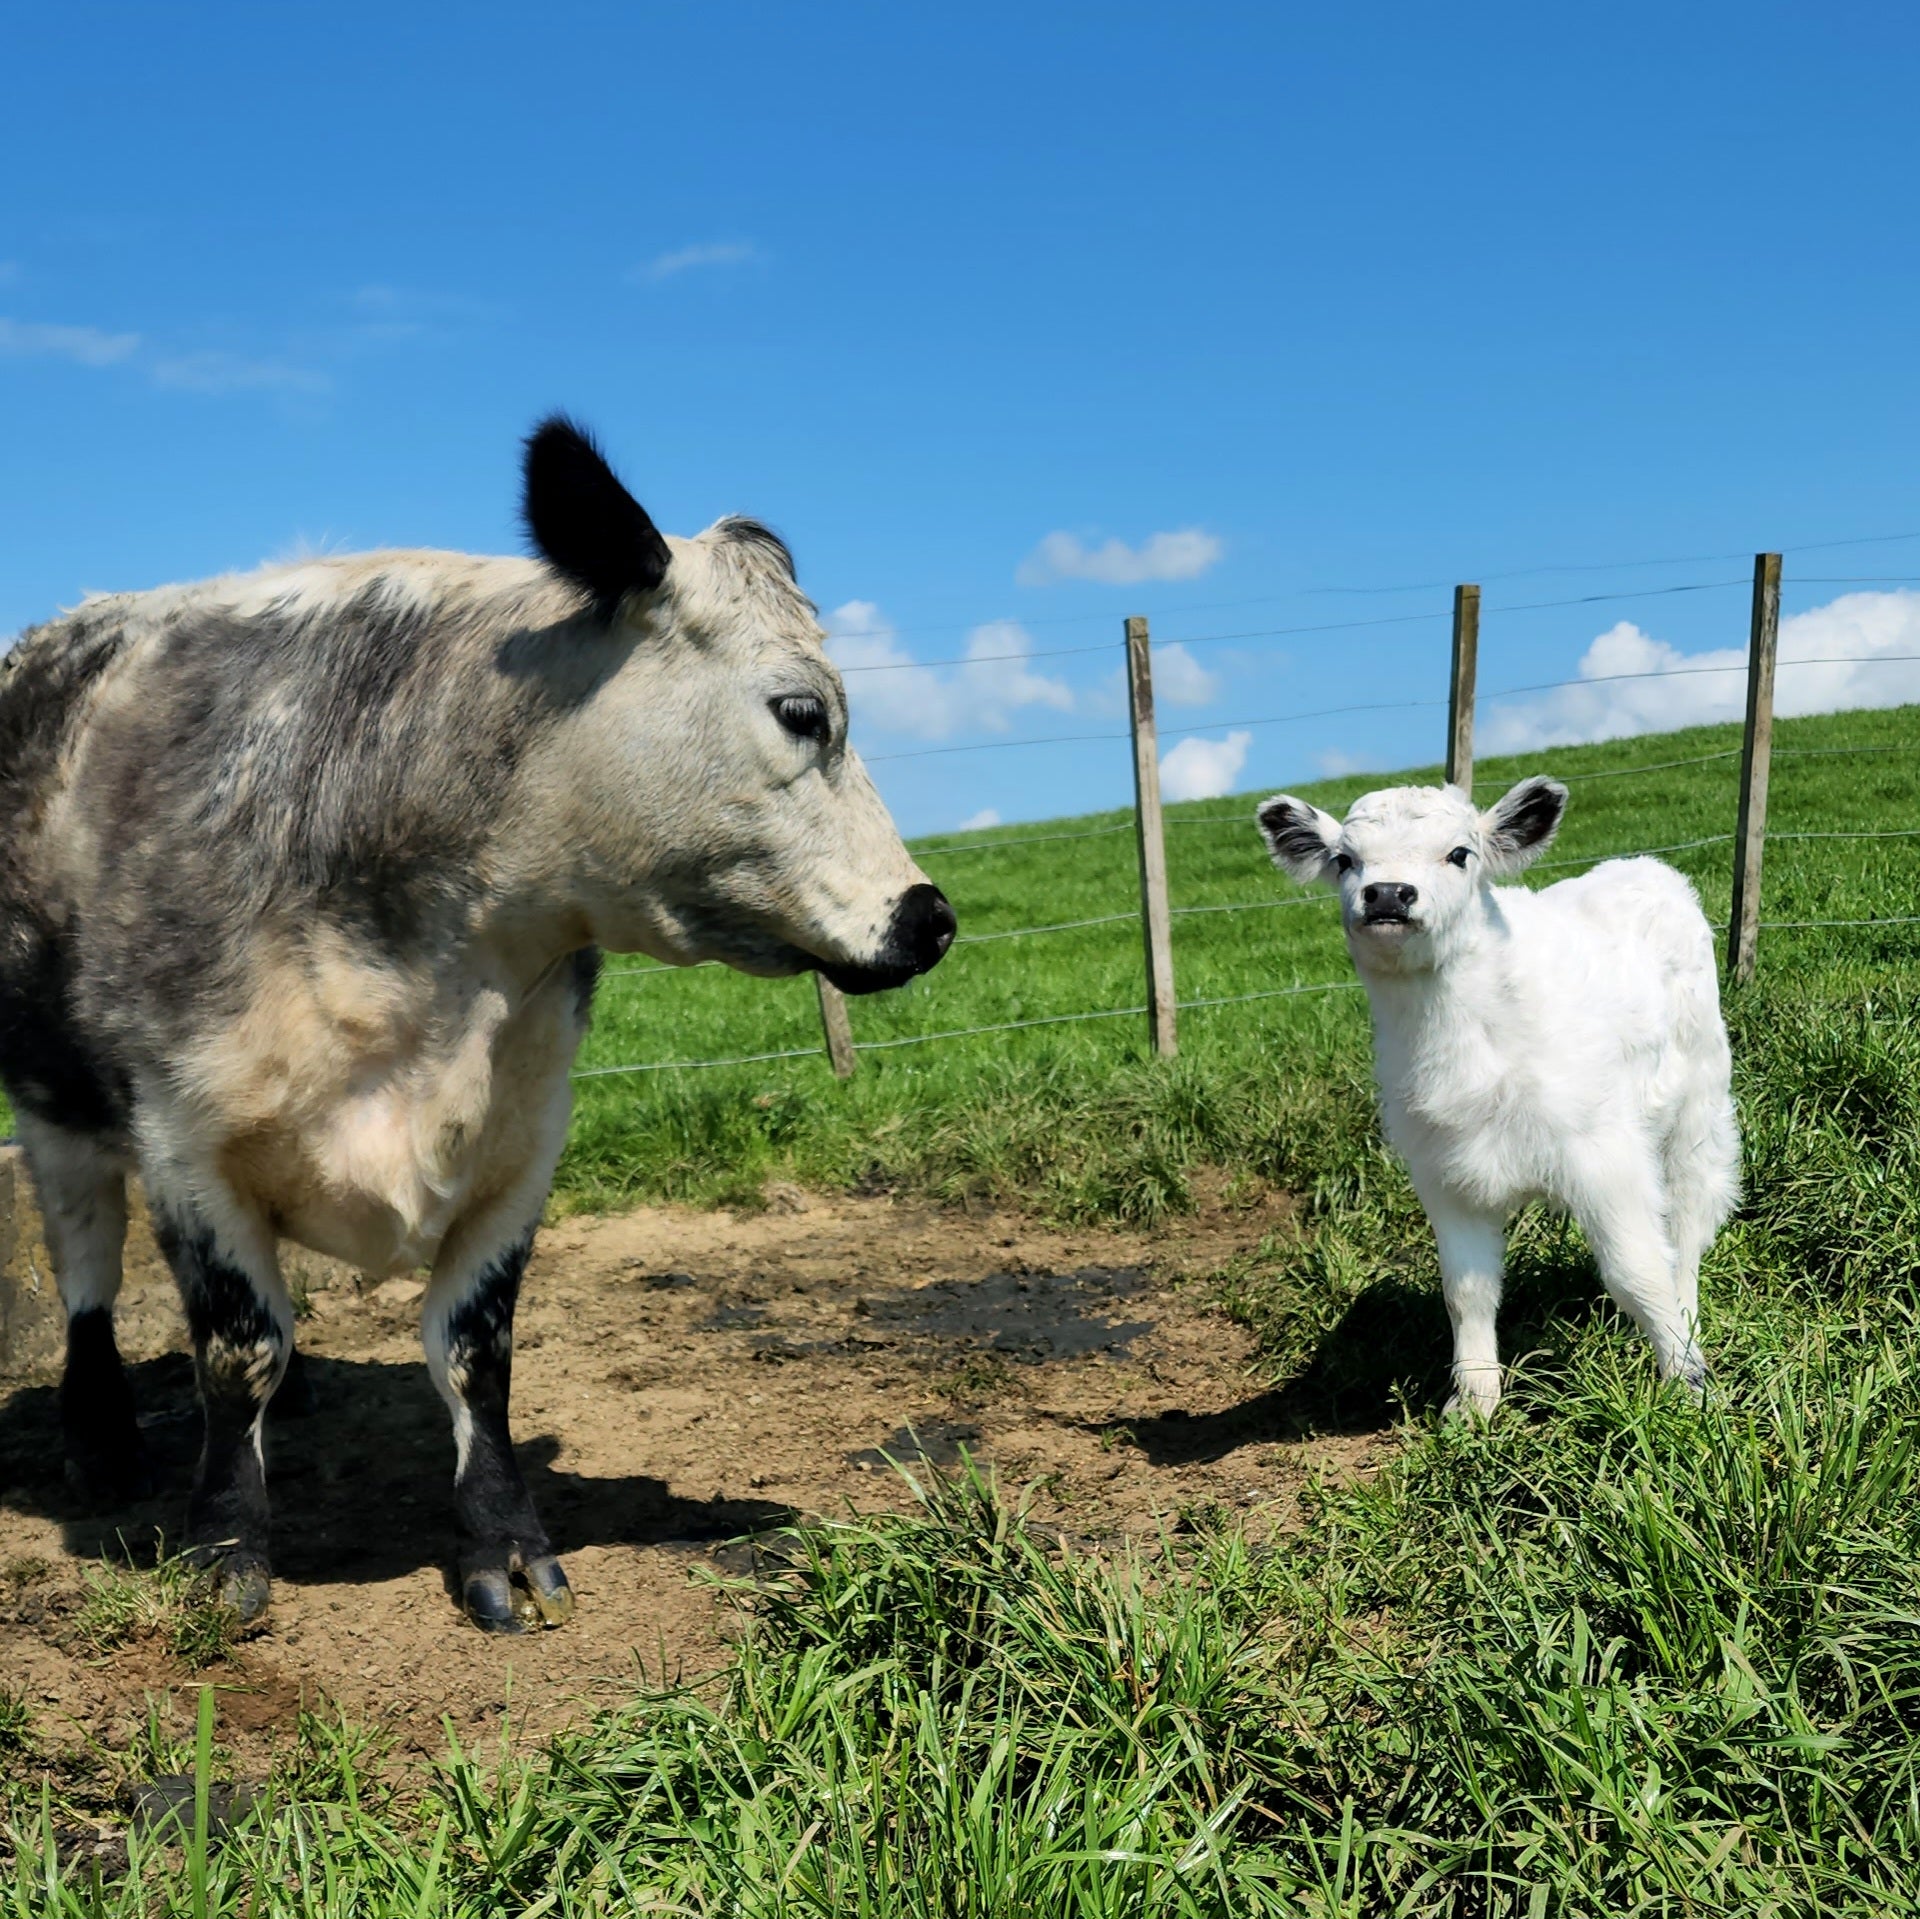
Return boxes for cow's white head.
[1255,777,1567,974]
[518,418,953,991]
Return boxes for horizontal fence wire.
[1760,914,1920,930]
[573,1043,826,1079]
[1768,827,1920,841]
[1556,749,1741,782]
[1531,834,1735,872]
[572,975,1371,1079]
[1774,742,1915,759]
[913,822,1133,857]
[1480,653,1920,706]
[954,912,1136,946]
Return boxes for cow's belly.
[195,959,586,1278]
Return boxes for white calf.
[1257,776,1738,1415]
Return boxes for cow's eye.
[771,695,830,743]
[1332,853,1355,876]
[1446,846,1473,868]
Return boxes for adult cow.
[0,419,954,1632]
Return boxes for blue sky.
[4,2,1918,835]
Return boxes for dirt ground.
[0,1158,1384,1790]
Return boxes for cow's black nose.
[1362,882,1418,912]
[893,883,956,972]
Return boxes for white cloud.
[633,240,759,283]
[150,350,329,396]
[1017,527,1225,587]
[826,603,1076,741]
[1152,641,1220,706]
[0,317,140,367]
[959,808,1002,831]
[1315,747,1373,777]
[1160,730,1252,803]
[1482,590,1920,754]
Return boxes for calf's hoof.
[1442,1376,1502,1424]
[460,1550,574,1634]
[194,1550,272,1624]
[1666,1355,1709,1403]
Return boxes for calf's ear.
[522,416,673,621]
[1257,795,1343,882]
[1481,776,1568,875]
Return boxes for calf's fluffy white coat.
[1257,776,1738,1414]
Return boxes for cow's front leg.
[423,1224,570,1633]
[151,1204,291,1623]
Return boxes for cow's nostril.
[1362,883,1383,907]
[928,888,957,958]
[1396,883,1418,908]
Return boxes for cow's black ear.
[522,416,672,621]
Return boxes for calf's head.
[517,417,953,992]
[1255,776,1567,973]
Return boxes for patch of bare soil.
[0,1181,1387,1791]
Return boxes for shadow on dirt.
[1118,1239,1612,1464]
[0,1351,791,1583]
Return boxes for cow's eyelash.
[771,695,831,743]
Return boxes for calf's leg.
[423,1218,571,1633]
[15,1112,149,1503]
[1575,1149,1704,1394]
[150,1201,292,1621]
[1420,1189,1508,1419]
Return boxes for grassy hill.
[10,704,1920,1914]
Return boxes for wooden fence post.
[1447,584,1480,792]
[1125,615,1177,1058]
[815,975,857,1078]
[1728,552,1782,984]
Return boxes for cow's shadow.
[0,1352,790,1585]
[1117,1234,1610,1465]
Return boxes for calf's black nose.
[893,882,957,973]
[1362,882,1418,912]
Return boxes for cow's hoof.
[1441,1390,1501,1424]
[523,1555,575,1626]
[198,1552,271,1624]
[64,1439,157,1509]
[461,1552,574,1633]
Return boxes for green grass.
[8,704,1920,1913]
[69,1545,243,1671]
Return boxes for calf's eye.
[772,695,830,744]
[1446,846,1473,868]
[1332,853,1355,876]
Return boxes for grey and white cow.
[0,419,954,1631]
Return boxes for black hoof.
[193,1550,271,1624]
[460,1551,574,1633]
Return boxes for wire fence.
[573,548,1918,1082]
